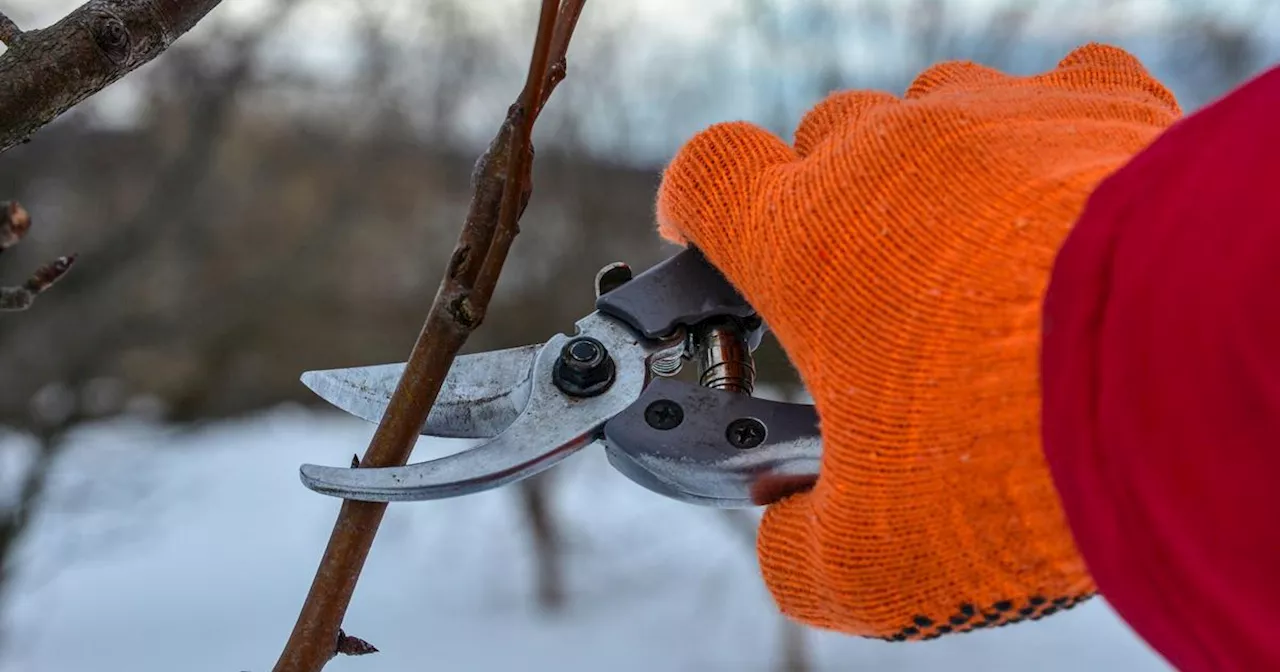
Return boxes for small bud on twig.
[0,199,77,312]
[333,629,378,658]
[1,254,77,311]
[1,200,32,251]
[0,11,22,47]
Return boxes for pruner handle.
[595,247,821,508]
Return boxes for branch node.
[447,245,471,279]
[0,11,22,46]
[1,200,32,250]
[448,294,478,329]
[333,629,378,658]
[88,11,131,65]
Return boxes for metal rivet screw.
[726,418,766,449]
[644,399,684,430]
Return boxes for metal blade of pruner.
[297,248,824,507]
[301,344,540,440]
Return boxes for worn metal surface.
[594,247,758,339]
[297,249,821,507]
[602,377,822,507]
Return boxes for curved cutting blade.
[300,344,541,439]
[298,312,667,502]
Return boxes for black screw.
[726,418,766,449]
[553,337,615,397]
[644,399,683,430]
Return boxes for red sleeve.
[1039,64,1280,672]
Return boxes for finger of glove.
[793,90,900,157]
[656,121,796,300]
[903,44,1180,119]
[757,450,1099,639]
[1036,43,1181,115]
[905,60,1012,98]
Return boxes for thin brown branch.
[272,2,585,670]
[470,0,586,311]
[536,0,587,118]
[1,200,77,311]
[0,0,227,153]
[0,10,21,46]
[1,255,77,311]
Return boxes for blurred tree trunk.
[518,472,565,612]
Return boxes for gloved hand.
[655,43,1182,640]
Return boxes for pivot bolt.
[553,337,615,397]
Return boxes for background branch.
[0,254,76,311]
[272,1,586,670]
[0,11,21,46]
[0,200,75,311]
[0,0,227,154]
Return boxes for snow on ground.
[0,406,1171,672]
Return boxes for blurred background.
[0,0,1276,670]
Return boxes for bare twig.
[0,0,227,153]
[536,0,585,118]
[272,2,587,670]
[1,255,77,311]
[0,11,21,47]
[1,201,77,311]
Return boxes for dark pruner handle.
[601,377,822,508]
[595,247,760,340]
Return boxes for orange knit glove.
[655,44,1182,640]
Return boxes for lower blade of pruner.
[299,344,540,439]
[299,312,656,502]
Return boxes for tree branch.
[1,201,77,312]
[0,0,227,154]
[1,255,77,311]
[272,1,587,670]
[0,11,21,46]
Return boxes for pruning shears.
[296,248,823,508]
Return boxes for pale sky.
[4,0,1277,163]
[11,0,1266,57]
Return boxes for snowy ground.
[0,406,1171,672]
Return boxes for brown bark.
[0,0,226,153]
[272,1,587,670]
